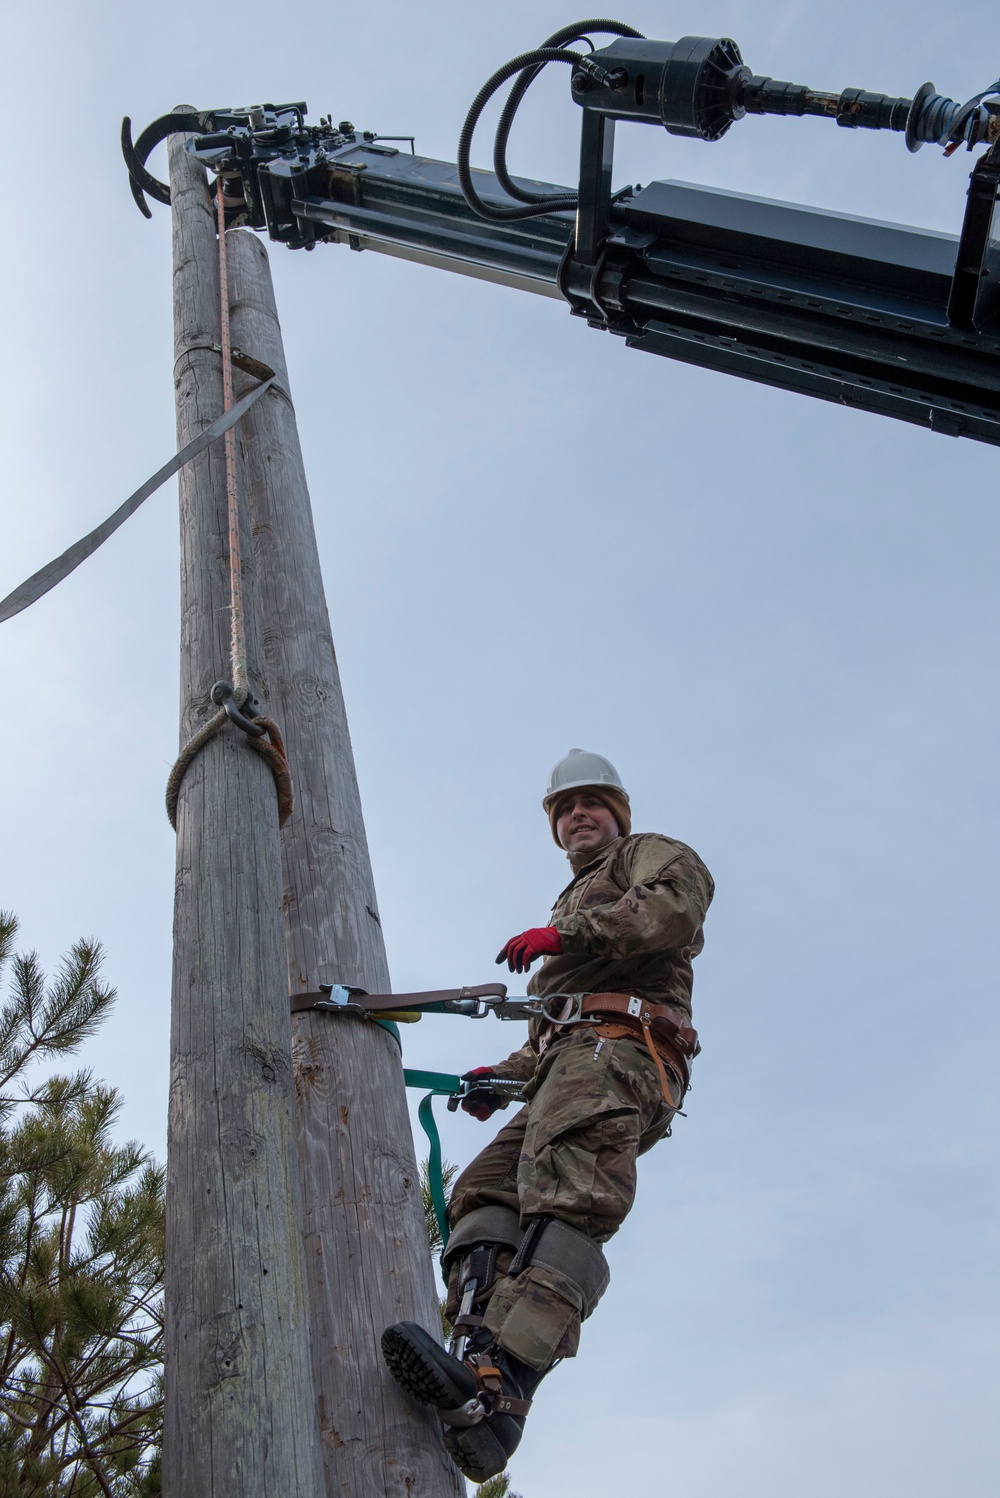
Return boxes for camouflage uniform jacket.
[492,832,714,1083]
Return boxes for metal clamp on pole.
[290,984,371,1019]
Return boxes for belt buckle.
[627,996,643,1019]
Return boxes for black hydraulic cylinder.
[741,77,911,132]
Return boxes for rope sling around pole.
[166,180,292,829]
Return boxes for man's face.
[554,792,620,854]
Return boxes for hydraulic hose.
[492,19,645,206]
[926,78,1000,152]
[458,47,587,221]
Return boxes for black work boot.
[381,1322,546,1483]
[442,1337,546,1482]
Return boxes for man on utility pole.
[383,749,713,1485]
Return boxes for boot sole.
[442,1420,513,1484]
[381,1322,479,1410]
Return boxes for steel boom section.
[283,143,1000,445]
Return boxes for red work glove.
[460,1067,505,1121]
[495,926,563,974]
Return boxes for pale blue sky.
[2,1,998,1493]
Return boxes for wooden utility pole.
[226,227,464,1496]
[164,130,324,1496]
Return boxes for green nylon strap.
[402,1068,462,1094]
[376,1018,402,1048]
[416,1095,450,1250]
[403,1068,463,1249]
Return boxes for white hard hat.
[543,748,630,810]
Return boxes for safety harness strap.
[640,1020,681,1110]
[574,991,697,1108]
[291,983,507,1013]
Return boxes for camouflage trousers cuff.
[483,1264,586,1372]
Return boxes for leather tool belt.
[573,992,700,1108]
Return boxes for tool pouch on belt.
[581,993,699,1107]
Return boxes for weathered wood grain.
[227,228,464,1496]
[164,129,324,1497]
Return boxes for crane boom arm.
[280,138,1000,444]
[122,24,1000,445]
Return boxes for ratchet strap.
[402,1069,526,1249]
[290,983,508,1014]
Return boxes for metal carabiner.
[538,992,592,1025]
[493,997,544,1021]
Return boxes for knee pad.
[518,1218,610,1319]
[442,1204,525,1309]
[483,1219,611,1369]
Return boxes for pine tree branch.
[0,920,164,1491]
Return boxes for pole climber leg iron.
[382,1200,556,1482]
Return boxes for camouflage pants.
[447,1027,676,1368]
